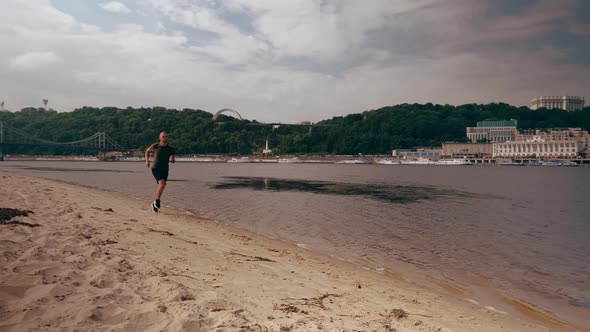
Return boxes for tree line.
[1,103,589,155]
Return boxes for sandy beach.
[0,171,581,331]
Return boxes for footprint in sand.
[136,278,194,303]
[168,318,212,331]
[90,278,116,289]
[88,304,127,323]
[116,259,133,273]
[0,285,32,300]
[117,311,170,331]
[3,251,20,262]
[22,305,49,321]
[49,287,71,303]
[36,266,70,285]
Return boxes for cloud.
[0,0,588,121]
[234,0,437,60]
[9,51,60,71]
[399,0,589,57]
[147,0,437,62]
[146,0,270,64]
[99,1,131,14]
[569,21,590,35]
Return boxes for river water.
[1,161,589,327]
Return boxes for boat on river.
[434,159,473,166]
[335,159,371,164]
[375,159,401,165]
[401,158,436,165]
[541,160,577,167]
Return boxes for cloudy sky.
[1,0,589,122]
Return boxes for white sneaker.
[151,201,158,213]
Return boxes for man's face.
[160,132,168,144]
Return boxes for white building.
[493,140,582,158]
[467,126,518,143]
[466,120,518,143]
[530,96,585,111]
[517,128,590,150]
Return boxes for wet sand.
[0,171,582,331]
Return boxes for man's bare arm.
[170,154,175,163]
[145,146,153,167]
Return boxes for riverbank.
[3,154,590,166]
[0,171,580,331]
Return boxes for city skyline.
[1,0,589,122]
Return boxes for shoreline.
[0,171,583,331]
[2,155,590,167]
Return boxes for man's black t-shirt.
[150,143,175,170]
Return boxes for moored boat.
[401,158,436,165]
[227,157,251,163]
[375,159,401,165]
[278,157,301,163]
[434,159,473,166]
[541,160,577,166]
[335,159,370,164]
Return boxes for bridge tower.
[97,132,106,161]
[98,132,106,149]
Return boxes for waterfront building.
[493,140,582,158]
[466,119,518,143]
[442,143,493,158]
[392,148,441,159]
[516,128,590,150]
[530,96,585,111]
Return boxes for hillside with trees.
[1,103,589,155]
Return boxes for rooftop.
[476,119,518,127]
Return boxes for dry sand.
[0,171,582,331]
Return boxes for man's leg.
[151,169,168,212]
[156,179,166,200]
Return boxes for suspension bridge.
[0,121,129,161]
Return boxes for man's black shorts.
[151,168,169,183]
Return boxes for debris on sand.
[382,308,409,320]
[274,304,309,315]
[230,252,276,263]
[0,208,38,227]
[147,228,174,236]
[0,208,33,222]
[1,220,40,227]
[281,293,342,310]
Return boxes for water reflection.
[213,176,472,204]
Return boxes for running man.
[145,132,175,212]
